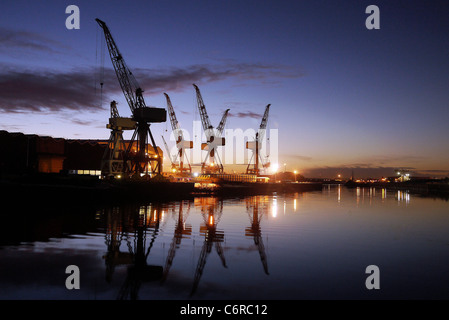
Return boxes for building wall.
[63,140,107,171]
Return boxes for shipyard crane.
[96,18,167,178]
[101,100,136,178]
[246,104,271,175]
[193,84,229,174]
[164,93,193,173]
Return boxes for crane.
[164,93,193,173]
[246,104,271,175]
[193,84,229,174]
[96,18,167,178]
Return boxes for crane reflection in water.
[190,197,227,296]
[161,200,192,283]
[102,203,164,300]
[100,195,272,299]
[245,195,270,275]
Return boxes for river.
[1,185,448,300]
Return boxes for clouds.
[229,111,261,119]
[0,67,104,113]
[0,61,302,114]
[0,27,68,55]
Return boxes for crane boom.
[164,93,183,141]
[193,84,213,140]
[217,109,230,137]
[258,104,270,142]
[161,135,176,165]
[96,18,145,114]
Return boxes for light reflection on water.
[1,185,449,300]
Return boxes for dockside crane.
[246,104,271,175]
[96,18,167,178]
[164,93,193,173]
[193,84,229,174]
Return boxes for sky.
[1,0,448,178]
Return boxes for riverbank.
[0,173,323,208]
[344,180,449,199]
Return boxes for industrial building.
[0,130,162,178]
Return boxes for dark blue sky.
[1,0,448,177]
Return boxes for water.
[1,185,449,300]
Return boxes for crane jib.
[96,18,167,124]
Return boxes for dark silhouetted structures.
[0,130,107,176]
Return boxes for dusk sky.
[1,0,448,178]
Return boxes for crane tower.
[101,100,136,178]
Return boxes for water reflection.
[161,201,192,283]
[102,204,164,300]
[191,197,227,296]
[396,190,410,205]
[355,186,398,206]
[245,196,269,275]
[2,187,448,300]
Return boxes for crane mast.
[101,100,136,178]
[96,18,166,178]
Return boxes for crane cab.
[132,106,167,123]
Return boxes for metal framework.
[164,93,193,173]
[96,18,166,178]
[193,84,229,174]
[101,101,136,178]
[246,104,271,175]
